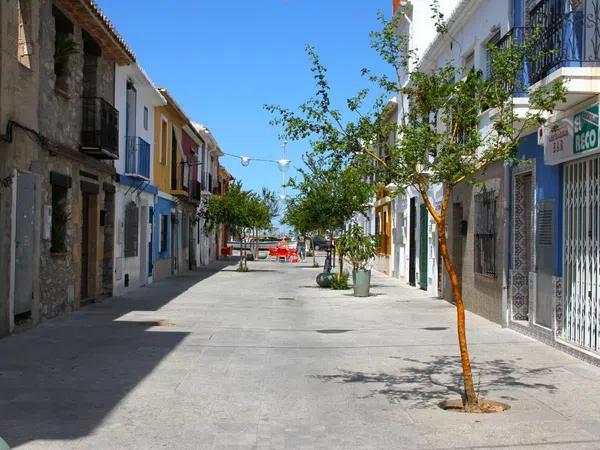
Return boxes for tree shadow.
[312,355,558,408]
[0,262,232,447]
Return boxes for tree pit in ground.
[439,399,510,413]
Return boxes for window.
[51,185,68,253]
[485,29,501,80]
[160,214,168,252]
[124,202,139,257]
[474,190,497,276]
[182,216,188,247]
[463,50,475,77]
[52,6,75,92]
[17,0,32,68]
[144,107,149,130]
[160,119,168,164]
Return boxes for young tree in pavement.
[200,181,270,272]
[266,4,566,410]
[285,155,372,279]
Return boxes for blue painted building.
[507,0,600,358]
[152,195,177,282]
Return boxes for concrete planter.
[353,269,371,297]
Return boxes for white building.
[363,0,461,296]
[113,64,166,296]
[193,123,224,264]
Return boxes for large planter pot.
[316,272,335,288]
[353,269,371,297]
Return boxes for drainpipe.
[501,162,511,328]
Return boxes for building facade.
[0,0,134,335]
[506,0,600,360]
[113,63,165,296]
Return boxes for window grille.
[474,190,497,276]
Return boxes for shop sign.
[544,104,600,165]
[544,118,573,165]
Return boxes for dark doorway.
[452,202,465,296]
[419,204,428,290]
[409,197,416,286]
[81,193,91,301]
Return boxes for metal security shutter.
[564,155,600,352]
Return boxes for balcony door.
[126,81,137,138]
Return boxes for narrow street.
[2,258,600,449]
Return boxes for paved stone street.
[2,258,600,449]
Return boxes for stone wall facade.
[0,0,126,335]
[443,161,507,324]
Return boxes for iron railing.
[81,97,119,159]
[125,136,151,179]
[494,1,600,87]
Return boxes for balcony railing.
[81,97,119,159]
[495,2,600,89]
[125,136,151,179]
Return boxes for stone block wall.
[443,161,506,324]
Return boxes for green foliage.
[266,13,566,211]
[54,33,78,77]
[283,154,373,237]
[199,180,271,271]
[337,223,378,271]
[331,272,350,290]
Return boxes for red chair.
[268,247,278,260]
[277,247,289,262]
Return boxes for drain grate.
[278,297,295,301]
[133,320,175,327]
[421,327,448,331]
[316,329,352,334]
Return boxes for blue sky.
[97,0,392,199]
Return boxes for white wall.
[114,64,164,177]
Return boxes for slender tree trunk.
[311,236,316,267]
[421,186,478,409]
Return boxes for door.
[148,206,154,278]
[535,200,555,328]
[170,214,177,274]
[15,172,35,316]
[409,198,417,286]
[419,203,428,290]
[512,173,533,321]
[81,193,91,300]
[452,203,465,300]
[139,206,148,286]
[564,156,600,351]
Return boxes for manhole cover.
[422,327,448,331]
[316,329,352,334]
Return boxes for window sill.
[50,251,70,257]
[54,87,71,100]
[474,272,497,280]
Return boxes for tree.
[200,181,270,271]
[285,155,373,278]
[267,5,565,410]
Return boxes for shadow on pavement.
[312,356,558,408]
[0,261,235,447]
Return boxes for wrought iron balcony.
[81,97,119,159]
[125,136,151,180]
[528,4,598,85]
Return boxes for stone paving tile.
[2,258,600,449]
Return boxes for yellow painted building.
[153,88,189,196]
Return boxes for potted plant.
[340,223,378,297]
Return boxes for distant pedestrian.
[297,240,306,261]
